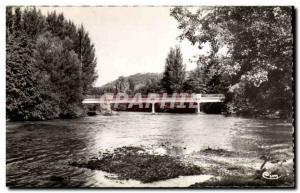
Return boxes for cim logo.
[262,171,281,180]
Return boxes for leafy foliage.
[6,7,97,120]
[161,46,186,93]
[184,66,207,93]
[6,35,46,120]
[171,6,293,119]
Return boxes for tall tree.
[6,7,13,38]
[22,7,45,40]
[34,33,83,118]
[161,46,186,94]
[75,26,98,94]
[6,35,46,120]
[13,7,22,37]
[6,7,98,120]
[171,7,293,118]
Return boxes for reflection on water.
[6,112,293,187]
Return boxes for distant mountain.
[90,73,162,94]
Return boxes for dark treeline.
[6,7,97,121]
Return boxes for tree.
[184,66,207,93]
[6,7,13,38]
[45,12,98,95]
[34,33,83,118]
[6,7,53,121]
[13,7,22,37]
[6,7,98,120]
[145,78,160,93]
[75,26,98,94]
[161,46,186,94]
[6,35,46,120]
[114,76,129,93]
[22,7,46,40]
[128,77,136,94]
[171,7,293,118]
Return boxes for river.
[6,112,294,187]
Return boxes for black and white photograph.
[5,3,295,189]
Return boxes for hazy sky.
[39,6,206,86]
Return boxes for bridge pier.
[151,102,155,114]
[197,102,201,113]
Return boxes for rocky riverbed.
[70,146,202,183]
[69,145,294,187]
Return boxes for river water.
[6,112,294,188]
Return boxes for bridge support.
[197,102,201,113]
[151,102,155,114]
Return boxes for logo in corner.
[262,171,281,180]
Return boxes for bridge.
[82,94,225,114]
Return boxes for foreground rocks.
[69,145,294,187]
[190,147,294,188]
[70,146,202,183]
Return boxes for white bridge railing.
[82,93,225,113]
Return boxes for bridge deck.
[82,94,225,104]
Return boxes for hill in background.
[90,73,162,95]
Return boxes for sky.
[38,6,207,86]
